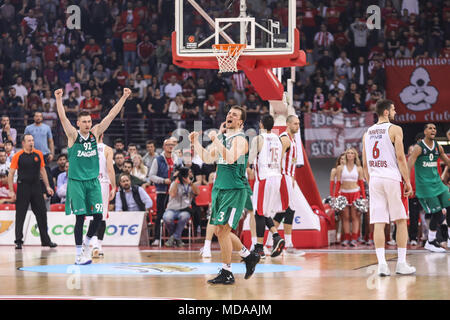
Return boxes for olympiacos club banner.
[385,58,450,123]
[304,112,374,158]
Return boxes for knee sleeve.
[87,214,102,238]
[429,211,444,231]
[284,207,295,225]
[446,207,450,225]
[255,213,266,238]
[74,215,85,246]
[265,217,275,229]
[96,220,107,240]
[273,212,285,224]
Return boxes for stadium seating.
[0,204,15,210]
[50,204,65,212]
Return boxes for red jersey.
[122,31,137,52]
[280,132,297,177]
[44,44,58,62]
[80,98,101,119]
[302,8,318,27]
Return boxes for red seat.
[195,185,212,206]
[0,203,15,210]
[148,193,157,222]
[145,185,156,195]
[50,203,65,212]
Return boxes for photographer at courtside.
[163,166,199,247]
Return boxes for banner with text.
[385,58,450,123]
[304,112,374,158]
[20,211,146,246]
[0,211,32,245]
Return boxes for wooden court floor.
[0,244,449,300]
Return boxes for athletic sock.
[375,248,387,265]
[222,263,232,272]
[92,236,98,248]
[97,240,103,251]
[84,236,91,246]
[239,246,250,258]
[285,234,292,246]
[76,245,82,256]
[428,230,436,242]
[397,247,407,264]
[204,239,211,250]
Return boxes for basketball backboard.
[175,0,295,58]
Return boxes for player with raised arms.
[54,87,131,265]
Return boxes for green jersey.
[213,132,248,190]
[68,131,99,181]
[414,140,447,198]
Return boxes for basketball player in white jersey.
[362,99,415,276]
[271,115,304,254]
[249,115,285,258]
[87,133,116,258]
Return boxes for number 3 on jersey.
[372,141,380,159]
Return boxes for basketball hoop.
[212,43,246,73]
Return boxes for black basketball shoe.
[242,251,260,279]
[271,235,285,258]
[253,244,265,259]
[207,268,235,285]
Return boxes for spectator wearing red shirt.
[203,94,219,127]
[134,0,148,21]
[302,1,319,49]
[43,36,59,64]
[384,11,404,37]
[112,65,129,87]
[163,65,182,83]
[137,35,155,75]
[326,0,341,33]
[368,41,387,61]
[0,170,15,204]
[81,38,102,59]
[122,23,138,73]
[120,1,140,30]
[43,61,58,87]
[321,95,342,115]
[79,89,101,120]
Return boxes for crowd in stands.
[0,0,449,244]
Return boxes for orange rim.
[212,44,246,56]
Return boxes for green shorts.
[245,185,253,211]
[65,178,103,216]
[418,190,450,214]
[210,188,248,230]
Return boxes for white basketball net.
[212,44,246,73]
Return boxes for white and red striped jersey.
[254,133,282,180]
[97,143,110,184]
[364,122,402,182]
[280,132,297,177]
[232,72,246,91]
